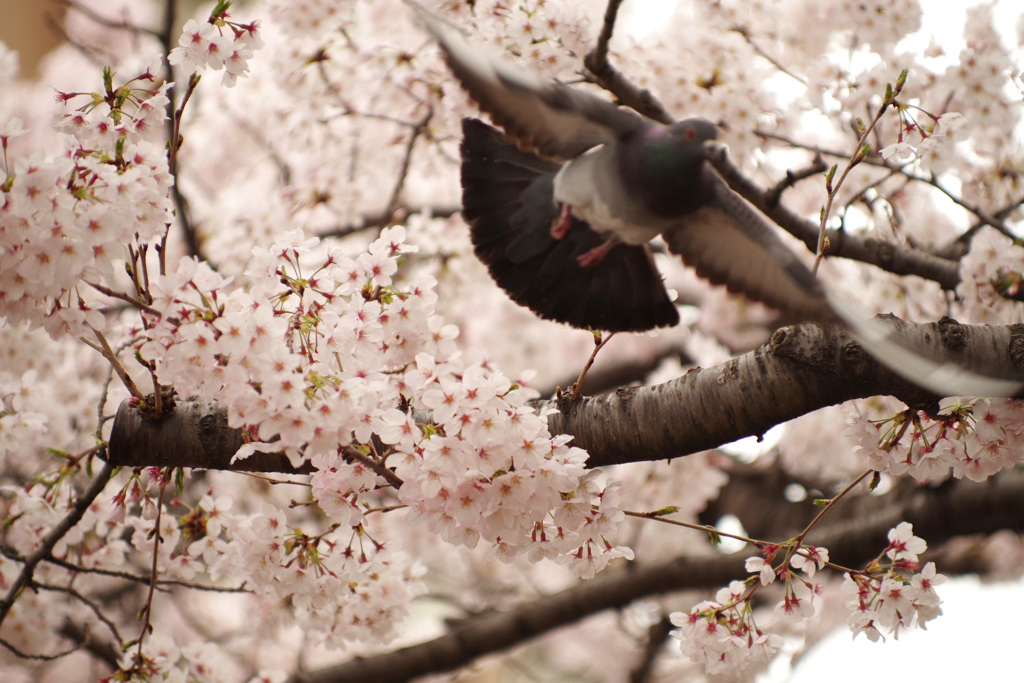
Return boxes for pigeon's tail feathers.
[825,291,1022,398]
[461,118,561,265]
[460,118,679,332]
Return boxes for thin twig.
[0,462,115,624]
[758,129,1021,240]
[133,483,166,660]
[9,550,248,592]
[35,582,124,647]
[317,204,459,239]
[0,634,87,661]
[166,74,202,268]
[384,109,434,219]
[793,470,872,545]
[344,446,404,489]
[815,89,897,273]
[570,332,616,396]
[57,0,161,38]
[81,327,144,401]
[705,143,965,290]
[623,510,760,547]
[43,15,104,67]
[730,25,807,85]
[942,197,1024,258]
[763,155,829,208]
[86,281,161,317]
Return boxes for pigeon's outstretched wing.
[461,118,678,331]
[826,295,1024,398]
[662,168,830,320]
[407,1,646,160]
[661,173,1022,396]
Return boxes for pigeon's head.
[666,119,718,147]
[620,118,719,217]
[632,119,718,175]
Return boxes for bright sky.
[769,575,1024,682]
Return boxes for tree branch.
[706,145,966,289]
[583,0,674,124]
[756,130,1024,241]
[551,318,1024,468]
[316,204,460,240]
[106,399,314,474]
[106,319,1024,473]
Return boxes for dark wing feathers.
[461,118,678,332]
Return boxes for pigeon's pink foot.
[550,203,573,239]
[576,237,618,268]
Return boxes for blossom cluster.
[0,73,173,338]
[671,523,945,675]
[168,8,264,87]
[669,542,827,675]
[878,111,968,172]
[843,522,946,642]
[138,226,631,583]
[189,497,427,649]
[671,589,783,677]
[847,399,1024,483]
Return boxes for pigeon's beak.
[704,140,726,158]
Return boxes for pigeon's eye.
[683,127,697,140]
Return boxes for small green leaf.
[896,68,909,92]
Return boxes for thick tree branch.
[552,318,1024,467]
[289,467,1024,683]
[107,399,313,474]
[107,319,1024,473]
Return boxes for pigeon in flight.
[408,4,830,331]
[407,1,1021,397]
